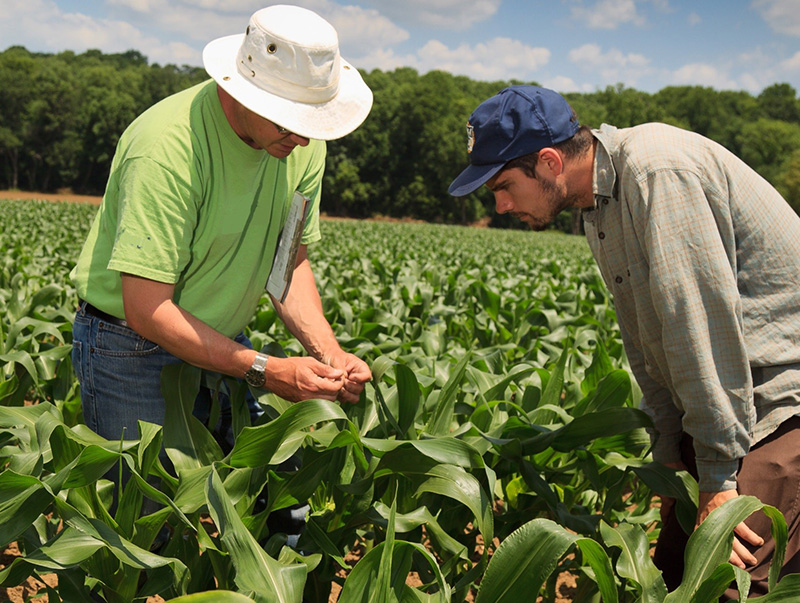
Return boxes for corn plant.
[2,200,799,601]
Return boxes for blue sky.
[2,0,799,94]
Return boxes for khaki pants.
[654,416,800,599]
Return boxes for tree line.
[2,45,799,228]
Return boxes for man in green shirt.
[70,5,373,536]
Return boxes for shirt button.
[615,276,623,283]
[598,232,605,240]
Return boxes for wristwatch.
[244,352,269,388]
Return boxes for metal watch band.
[244,352,269,388]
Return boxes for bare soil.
[0,189,103,204]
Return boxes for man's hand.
[697,490,763,569]
[324,349,372,404]
[659,460,764,569]
[265,356,346,402]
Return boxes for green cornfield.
[1,199,797,602]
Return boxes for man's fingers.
[313,373,345,392]
[731,535,758,567]
[337,378,365,404]
[730,521,762,568]
[338,391,359,404]
[735,521,764,548]
[346,364,372,383]
[729,550,746,569]
[316,364,345,380]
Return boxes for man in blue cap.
[449,85,800,597]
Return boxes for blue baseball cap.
[448,85,580,197]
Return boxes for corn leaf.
[600,520,667,602]
[229,398,346,468]
[205,466,306,603]
[169,592,257,602]
[162,363,223,472]
[424,352,471,437]
[665,496,782,602]
[476,518,577,602]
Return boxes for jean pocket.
[94,322,162,357]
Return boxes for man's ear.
[537,148,563,177]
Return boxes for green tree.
[758,83,800,123]
[590,84,663,128]
[737,118,800,187]
[783,148,800,213]
[20,58,83,190]
[0,47,37,189]
[75,63,140,192]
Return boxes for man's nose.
[289,133,310,147]
[495,194,513,214]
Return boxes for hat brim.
[448,161,505,197]
[203,34,373,141]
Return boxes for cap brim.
[203,34,373,141]
[448,161,505,197]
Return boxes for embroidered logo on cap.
[466,122,474,154]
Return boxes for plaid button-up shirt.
[583,123,800,491]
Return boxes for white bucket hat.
[203,4,373,141]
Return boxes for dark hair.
[503,125,593,178]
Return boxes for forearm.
[121,273,349,402]
[121,274,257,378]
[271,245,341,362]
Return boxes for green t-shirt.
[71,80,325,337]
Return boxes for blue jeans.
[72,303,307,546]
[72,302,260,447]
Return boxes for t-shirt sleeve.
[298,140,326,246]
[107,156,199,283]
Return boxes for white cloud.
[412,37,550,81]
[0,0,406,70]
[648,0,672,10]
[687,11,701,26]
[322,4,410,57]
[569,0,645,30]
[0,0,203,64]
[145,5,248,43]
[107,0,408,65]
[782,51,800,71]
[731,46,800,93]
[568,43,651,86]
[353,36,551,81]
[360,0,501,30]
[109,0,262,13]
[107,0,158,11]
[752,0,800,36]
[349,47,413,73]
[543,75,582,93]
[739,73,763,93]
[670,63,738,89]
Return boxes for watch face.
[245,368,266,388]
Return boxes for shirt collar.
[591,124,619,205]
